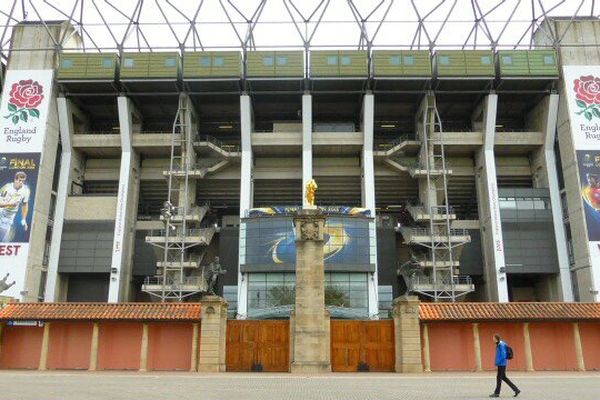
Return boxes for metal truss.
[0,0,598,62]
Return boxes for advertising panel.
[0,70,53,299]
[563,66,600,299]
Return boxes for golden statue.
[306,179,318,207]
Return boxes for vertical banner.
[0,70,53,299]
[563,66,600,299]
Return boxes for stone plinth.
[290,208,331,373]
[392,296,423,373]
[197,295,228,372]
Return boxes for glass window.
[439,55,451,65]
[340,56,351,66]
[516,198,534,209]
[543,54,555,65]
[502,55,513,65]
[263,56,274,66]
[403,55,415,65]
[62,59,73,68]
[101,58,113,68]
[164,58,176,67]
[390,55,401,65]
[480,56,492,65]
[499,198,517,210]
[123,58,134,68]
[327,56,338,65]
[213,57,224,67]
[199,56,211,66]
[276,56,288,66]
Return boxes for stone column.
[473,323,483,371]
[290,208,331,373]
[523,322,534,371]
[139,323,149,372]
[573,322,586,371]
[198,296,228,372]
[190,322,200,372]
[392,296,423,373]
[89,322,100,371]
[422,323,431,372]
[38,322,51,371]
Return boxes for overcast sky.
[0,0,596,53]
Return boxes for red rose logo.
[3,79,44,125]
[574,75,600,105]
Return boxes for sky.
[0,0,596,54]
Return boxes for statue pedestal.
[290,208,331,373]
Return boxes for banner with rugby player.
[0,70,53,299]
[564,66,600,300]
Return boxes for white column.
[108,96,140,303]
[237,95,253,318]
[362,94,379,318]
[45,98,74,302]
[542,94,574,301]
[475,94,509,302]
[302,94,313,207]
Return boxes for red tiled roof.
[0,302,202,321]
[419,302,600,322]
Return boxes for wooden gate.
[330,320,395,372]
[226,320,290,372]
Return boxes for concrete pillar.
[290,209,331,373]
[190,322,199,372]
[38,322,51,371]
[573,322,586,371]
[362,94,379,318]
[473,323,483,371]
[45,97,85,302]
[473,95,509,302]
[198,296,228,372]
[108,96,141,302]
[237,95,254,318]
[139,322,149,372]
[422,323,431,372]
[523,322,534,371]
[392,296,423,373]
[89,322,99,371]
[302,94,313,207]
[529,94,574,301]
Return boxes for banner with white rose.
[0,69,53,299]
[564,66,600,300]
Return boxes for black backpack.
[506,345,514,360]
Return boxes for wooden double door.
[330,320,395,372]
[226,320,290,372]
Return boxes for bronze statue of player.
[207,257,227,295]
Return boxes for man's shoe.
[489,394,499,398]
[514,389,521,397]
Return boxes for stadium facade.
[1,2,600,319]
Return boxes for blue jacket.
[495,341,509,367]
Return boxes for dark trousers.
[495,366,519,394]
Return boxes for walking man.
[490,334,520,397]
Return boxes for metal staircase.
[143,94,215,301]
[397,92,474,301]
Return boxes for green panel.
[338,50,368,77]
[527,50,559,77]
[310,51,340,77]
[148,52,179,78]
[464,50,495,77]
[57,53,88,79]
[372,50,431,77]
[120,53,150,78]
[273,51,304,78]
[85,54,117,79]
[183,51,241,78]
[497,50,530,76]
[435,51,467,76]
[247,51,276,77]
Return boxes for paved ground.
[0,371,599,400]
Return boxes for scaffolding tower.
[398,92,474,302]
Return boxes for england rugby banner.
[0,70,53,299]
[563,66,600,299]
